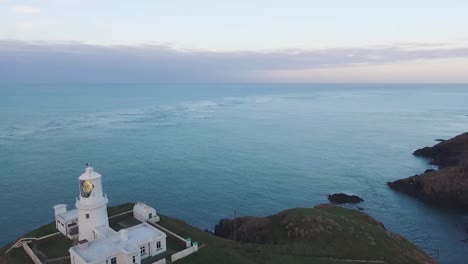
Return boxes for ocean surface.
[1,84,467,263]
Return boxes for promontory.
[387,132,468,210]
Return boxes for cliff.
[387,132,468,210]
[413,132,468,168]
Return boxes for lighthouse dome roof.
[79,166,102,180]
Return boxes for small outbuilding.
[53,204,79,239]
[133,202,159,223]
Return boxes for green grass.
[166,235,187,252]
[0,248,34,264]
[109,221,124,231]
[36,235,72,258]
[107,203,134,216]
[23,222,57,238]
[158,205,434,264]
[159,214,256,264]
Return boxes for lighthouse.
[75,165,109,241]
[52,164,171,264]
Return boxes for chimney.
[120,229,128,241]
[53,204,67,216]
[78,239,88,249]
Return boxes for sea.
[1,84,467,263]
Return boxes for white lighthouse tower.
[75,165,109,242]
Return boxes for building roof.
[53,204,67,210]
[94,225,117,238]
[57,209,78,222]
[79,167,102,181]
[70,223,166,263]
[133,202,156,215]
[126,222,166,245]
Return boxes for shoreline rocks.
[413,132,468,168]
[388,132,468,210]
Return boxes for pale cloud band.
[1,40,468,83]
[10,5,41,14]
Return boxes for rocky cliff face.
[215,216,274,243]
[388,132,468,210]
[413,132,468,168]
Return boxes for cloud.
[17,21,35,30]
[11,5,41,14]
[0,40,468,83]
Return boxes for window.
[156,241,161,250]
[140,246,146,255]
[132,256,136,263]
[111,257,117,264]
[68,223,76,227]
[85,214,90,219]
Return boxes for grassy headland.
[1,203,434,264]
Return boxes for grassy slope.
[161,204,433,264]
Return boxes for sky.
[1,0,468,83]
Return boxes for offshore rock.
[328,193,364,204]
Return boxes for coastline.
[387,132,468,210]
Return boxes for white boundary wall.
[148,222,191,247]
[23,243,42,264]
[170,244,198,262]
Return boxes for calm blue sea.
[1,84,468,263]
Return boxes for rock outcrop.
[215,216,273,243]
[388,132,468,210]
[413,132,468,168]
[328,193,364,204]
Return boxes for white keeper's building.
[53,166,167,264]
